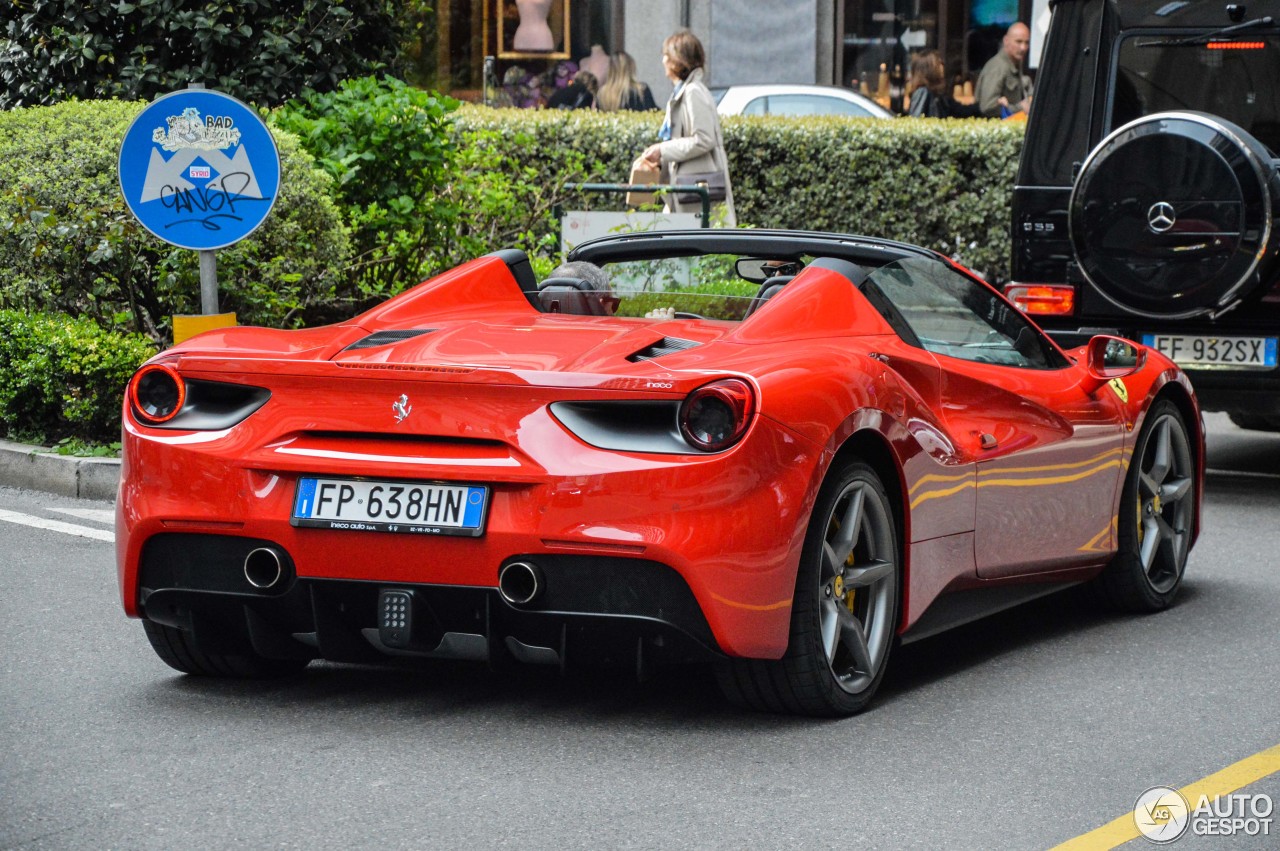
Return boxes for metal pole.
[199,250,219,314]
[187,81,218,315]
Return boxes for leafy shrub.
[453,106,1024,280]
[0,99,352,340]
[0,311,156,444]
[274,76,461,300]
[276,78,595,302]
[617,280,759,321]
[0,0,412,109]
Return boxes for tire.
[717,459,900,716]
[1228,412,1280,433]
[1070,112,1280,319]
[142,619,310,678]
[1093,400,1196,612]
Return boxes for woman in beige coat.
[641,30,736,227]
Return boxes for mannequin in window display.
[513,0,555,52]
[579,44,610,82]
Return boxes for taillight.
[1003,284,1076,316]
[128,363,186,424]
[679,378,755,452]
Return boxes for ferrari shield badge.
[1108,378,1129,403]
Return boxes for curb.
[0,439,120,501]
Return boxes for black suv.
[1009,0,1280,430]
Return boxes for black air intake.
[627,337,699,362]
[343,329,436,351]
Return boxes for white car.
[712,84,892,119]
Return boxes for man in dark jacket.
[975,22,1032,117]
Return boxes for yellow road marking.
[977,447,1126,477]
[1051,742,1280,850]
[976,459,1123,489]
[909,479,975,509]
[908,471,972,496]
[1076,518,1116,553]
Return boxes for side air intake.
[627,337,700,362]
[343,329,436,351]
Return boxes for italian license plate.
[291,477,489,536]
[1142,334,1277,368]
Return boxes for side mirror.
[1082,335,1146,393]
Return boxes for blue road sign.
[118,89,280,251]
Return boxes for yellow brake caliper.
[832,517,858,613]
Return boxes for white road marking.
[47,507,115,525]
[1205,468,1280,481]
[0,509,114,542]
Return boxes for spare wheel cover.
[1069,111,1278,319]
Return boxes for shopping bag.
[626,156,660,207]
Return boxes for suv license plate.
[291,478,488,536]
[1142,334,1277,369]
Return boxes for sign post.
[118,87,281,342]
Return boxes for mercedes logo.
[1147,202,1177,234]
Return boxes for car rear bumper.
[137,534,723,672]
[116,412,823,661]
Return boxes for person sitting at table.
[908,50,983,119]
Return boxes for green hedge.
[0,99,1023,348]
[0,0,412,109]
[0,99,353,341]
[452,105,1024,280]
[0,311,157,445]
[0,97,1025,446]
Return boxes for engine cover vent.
[627,337,700,362]
[343,329,436,351]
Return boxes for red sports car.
[116,229,1203,716]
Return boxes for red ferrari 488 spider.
[117,229,1203,716]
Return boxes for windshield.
[1113,34,1280,152]
[863,258,1066,369]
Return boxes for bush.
[274,76,462,301]
[0,311,157,445]
[453,106,1024,280]
[0,99,352,340]
[276,79,597,301]
[0,0,413,109]
[729,116,1023,279]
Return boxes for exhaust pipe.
[244,547,285,590]
[498,561,543,605]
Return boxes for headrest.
[744,275,795,318]
[757,275,795,298]
[538,277,611,315]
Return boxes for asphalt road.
[1,414,1277,849]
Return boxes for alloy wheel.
[818,478,897,694]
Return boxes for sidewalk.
[0,439,120,501]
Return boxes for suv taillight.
[1003,284,1076,316]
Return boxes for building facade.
[438,0,1042,108]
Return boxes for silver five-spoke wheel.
[1136,410,1195,594]
[1096,400,1197,611]
[818,475,897,695]
[716,458,900,716]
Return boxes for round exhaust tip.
[244,547,284,590]
[498,561,543,605]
